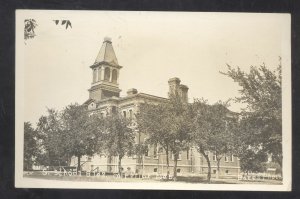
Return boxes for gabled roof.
[94,37,119,66]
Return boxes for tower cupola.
[88,37,122,101]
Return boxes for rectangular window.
[123,111,126,118]
[129,109,133,120]
[230,155,234,162]
[212,152,217,161]
[187,150,189,160]
[225,156,229,162]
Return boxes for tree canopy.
[35,104,103,171]
[191,99,237,181]
[24,122,39,170]
[221,62,282,167]
[36,108,67,167]
[103,113,135,175]
[61,104,100,171]
[136,93,193,180]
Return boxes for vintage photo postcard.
[15,10,291,191]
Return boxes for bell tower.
[88,37,122,101]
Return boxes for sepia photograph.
[15,10,291,191]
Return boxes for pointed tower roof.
[91,37,120,68]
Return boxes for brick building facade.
[70,37,240,177]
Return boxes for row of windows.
[144,145,186,160]
[95,108,133,119]
[144,148,235,162]
[145,152,183,161]
[211,152,234,162]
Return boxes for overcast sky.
[17,11,290,126]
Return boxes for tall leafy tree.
[103,113,135,176]
[191,99,237,182]
[34,105,105,171]
[136,102,173,178]
[191,99,213,182]
[166,94,193,181]
[86,112,106,156]
[133,131,148,175]
[24,122,39,170]
[61,103,98,172]
[36,109,67,167]
[207,102,237,179]
[221,62,282,168]
[136,93,192,181]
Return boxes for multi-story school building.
[70,37,240,177]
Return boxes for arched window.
[104,67,110,81]
[112,69,118,83]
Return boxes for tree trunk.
[139,155,142,174]
[216,159,221,179]
[118,155,123,176]
[206,156,211,183]
[173,152,179,181]
[200,150,211,183]
[166,146,170,179]
[77,156,81,172]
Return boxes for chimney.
[168,77,189,102]
[168,77,181,96]
[127,88,138,96]
[179,84,189,103]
